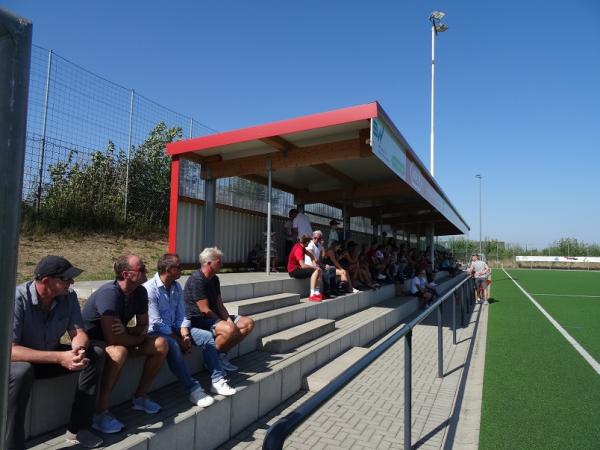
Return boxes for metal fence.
[24,45,375,232]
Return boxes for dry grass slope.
[17,232,168,283]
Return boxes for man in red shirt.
[287,234,323,302]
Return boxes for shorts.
[475,277,488,287]
[289,268,315,279]
[193,314,241,336]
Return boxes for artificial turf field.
[479,268,600,450]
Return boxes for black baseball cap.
[34,255,83,280]
[329,219,340,226]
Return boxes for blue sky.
[6,0,600,248]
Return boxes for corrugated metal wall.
[177,200,286,265]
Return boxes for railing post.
[437,305,443,378]
[461,283,467,327]
[452,291,457,345]
[404,331,412,450]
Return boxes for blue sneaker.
[92,411,123,434]
[132,395,161,414]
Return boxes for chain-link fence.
[439,237,600,269]
[23,45,376,234]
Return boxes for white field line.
[503,268,600,376]
[532,294,600,298]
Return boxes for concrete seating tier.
[27,272,467,449]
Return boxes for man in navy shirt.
[9,256,104,449]
[82,255,168,434]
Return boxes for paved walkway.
[220,302,488,450]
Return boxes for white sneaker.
[483,300,489,305]
[219,353,239,372]
[211,378,236,396]
[377,274,386,280]
[352,288,360,293]
[189,386,214,408]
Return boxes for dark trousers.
[7,344,104,450]
[322,267,337,293]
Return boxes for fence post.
[404,331,412,450]
[452,291,457,345]
[0,9,32,447]
[123,88,134,221]
[36,48,53,211]
[437,304,443,378]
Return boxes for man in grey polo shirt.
[8,256,104,449]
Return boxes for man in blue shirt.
[145,253,234,403]
[9,256,104,449]
[82,255,168,434]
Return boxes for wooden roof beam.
[260,135,296,152]
[201,138,363,179]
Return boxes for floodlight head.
[436,24,449,33]
[430,11,446,21]
[475,174,482,179]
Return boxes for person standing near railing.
[467,254,490,304]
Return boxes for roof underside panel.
[167,101,469,236]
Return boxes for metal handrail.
[263,273,474,450]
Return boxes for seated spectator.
[184,247,255,378]
[339,241,377,290]
[145,254,233,406]
[306,230,336,298]
[410,269,436,309]
[247,244,262,271]
[9,256,104,449]
[288,234,323,301]
[323,240,360,294]
[82,254,169,434]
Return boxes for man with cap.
[9,256,104,449]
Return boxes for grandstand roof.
[167,101,469,236]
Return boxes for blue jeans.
[150,333,199,391]
[189,327,225,383]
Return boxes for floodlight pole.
[476,174,482,254]
[429,11,448,177]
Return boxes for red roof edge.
[167,101,379,155]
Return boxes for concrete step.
[226,293,300,316]
[26,275,470,449]
[259,318,336,353]
[303,346,369,392]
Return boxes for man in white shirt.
[292,205,312,242]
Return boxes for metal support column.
[428,224,435,272]
[404,331,412,450]
[203,177,217,248]
[437,305,443,378]
[266,160,272,275]
[0,9,32,447]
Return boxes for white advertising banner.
[516,256,600,263]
